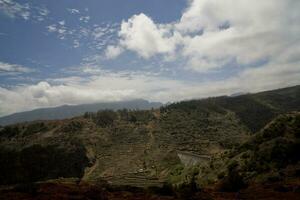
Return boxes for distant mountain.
[229,92,247,97]
[0,99,162,125]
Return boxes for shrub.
[94,110,117,127]
[219,169,247,192]
[218,171,225,179]
[147,183,174,196]
[0,126,20,138]
[23,122,48,136]
[60,121,83,133]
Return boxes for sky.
[0,0,300,116]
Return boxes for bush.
[0,126,20,138]
[23,122,48,136]
[147,183,174,196]
[219,169,247,192]
[60,121,83,133]
[218,171,225,179]
[174,180,199,199]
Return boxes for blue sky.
[0,0,300,116]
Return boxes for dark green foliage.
[158,98,248,152]
[162,86,300,133]
[170,165,184,176]
[173,175,199,199]
[12,183,39,196]
[161,98,226,116]
[217,171,225,179]
[217,112,300,186]
[255,137,299,169]
[267,173,282,182]
[219,168,247,192]
[242,113,300,170]
[217,161,247,192]
[60,120,84,132]
[253,86,300,112]
[0,125,20,138]
[0,144,89,185]
[118,109,130,120]
[216,95,277,133]
[83,111,92,119]
[227,160,239,171]
[23,122,48,136]
[147,183,174,196]
[119,109,155,123]
[85,110,118,127]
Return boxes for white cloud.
[90,23,120,50]
[110,0,300,73]
[178,0,300,71]
[116,13,177,59]
[0,61,32,74]
[79,15,90,23]
[37,7,49,16]
[46,20,118,49]
[46,23,67,40]
[58,20,65,26]
[67,8,80,14]
[0,0,49,21]
[0,0,30,20]
[47,24,57,32]
[92,27,106,39]
[105,45,124,59]
[34,7,49,21]
[73,39,80,48]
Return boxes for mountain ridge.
[0,99,162,126]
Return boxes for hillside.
[0,85,299,199]
[193,112,300,189]
[0,99,162,126]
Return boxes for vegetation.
[0,85,299,199]
[0,143,89,185]
[195,112,300,191]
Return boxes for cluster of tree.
[118,109,155,123]
[84,110,118,127]
[83,109,156,127]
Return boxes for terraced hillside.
[0,85,299,188]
